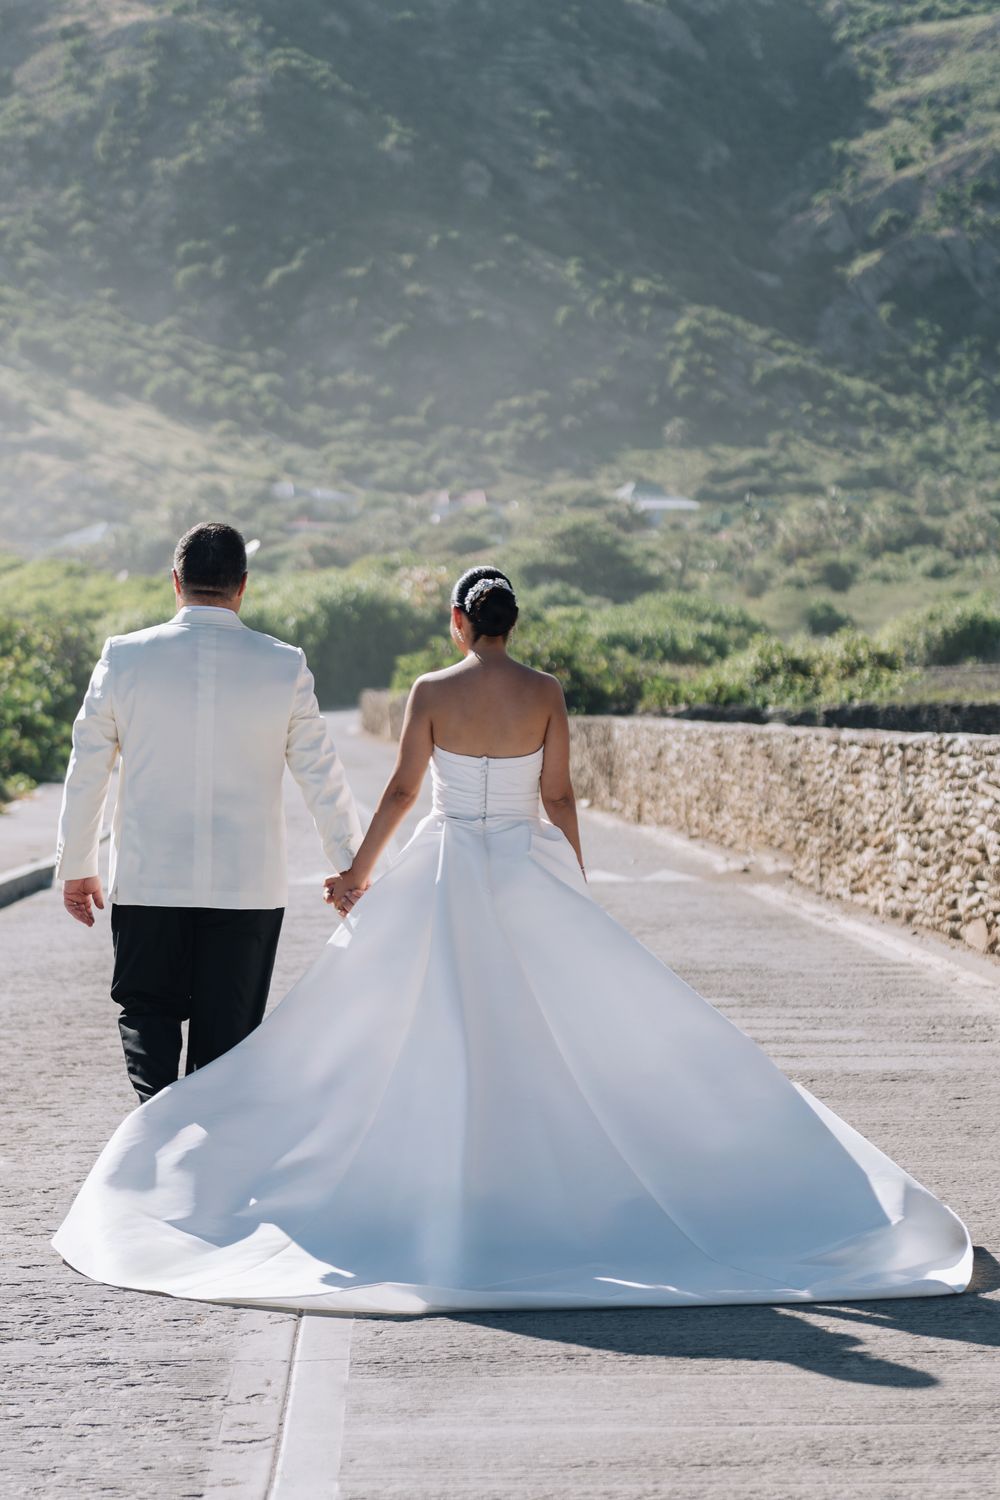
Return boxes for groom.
[56,521,363,1103]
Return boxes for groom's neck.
[178,592,242,614]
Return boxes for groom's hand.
[63,876,105,927]
[323,871,368,917]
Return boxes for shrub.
[881,593,1000,666]
[510,520,659,602]
[0,614,97,795]
[590,592,761,664]
[812,554,858,592]
[690,631,902,708]
[804,599,855,636]
[244,574,440,705]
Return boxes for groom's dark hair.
[174,522,247,598]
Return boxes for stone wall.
[359,690,1000,954]
[360,688,408,741]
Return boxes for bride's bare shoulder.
[408,663,468,693]
[407,659,563,701]
[515,661,566,699]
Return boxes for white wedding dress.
[53,745,972,1313]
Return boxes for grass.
[744,566,999,637]
[885,664,1000,701]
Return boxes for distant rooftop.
[614,480,700,511]
[47,520,112,553]
[271,480,358,505]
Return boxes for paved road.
[2,713,998,1498]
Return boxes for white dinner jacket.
[55,605,364,909]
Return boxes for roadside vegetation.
[6,556,1000,804]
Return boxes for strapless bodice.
[430,744,543,821]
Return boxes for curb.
[0,855,56,909]
[0,829,111,911]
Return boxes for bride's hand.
[323,869,370,917]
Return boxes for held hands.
[323,867,370,918]
[63,876,105,927]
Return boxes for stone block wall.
[358,690,1000,954]
[360,688,408,741]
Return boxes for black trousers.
[110,904,285,1103]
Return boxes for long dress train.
[52,745,972,1314]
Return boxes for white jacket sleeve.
[55,638,120,881]
[285,650,364,873]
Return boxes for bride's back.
[420,655,558,759]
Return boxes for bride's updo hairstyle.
[451,565,519,640]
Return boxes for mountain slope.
[0,0,998,568]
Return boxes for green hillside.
[1,0,999,618]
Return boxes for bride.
[52,565,972,1314]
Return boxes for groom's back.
[102,607,305,908]
[111,612,300,773]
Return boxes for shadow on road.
[447,1248,1000,1390]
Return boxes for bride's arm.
[539,680,586,878]
[325,680,433,907]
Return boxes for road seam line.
[266,1313,303,1496]
[269,1314,355,1499]
[201,1311,299,1500]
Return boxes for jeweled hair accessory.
[464,576,515,611]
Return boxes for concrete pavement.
[0,783,64,871]
[1,712,998,1498]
